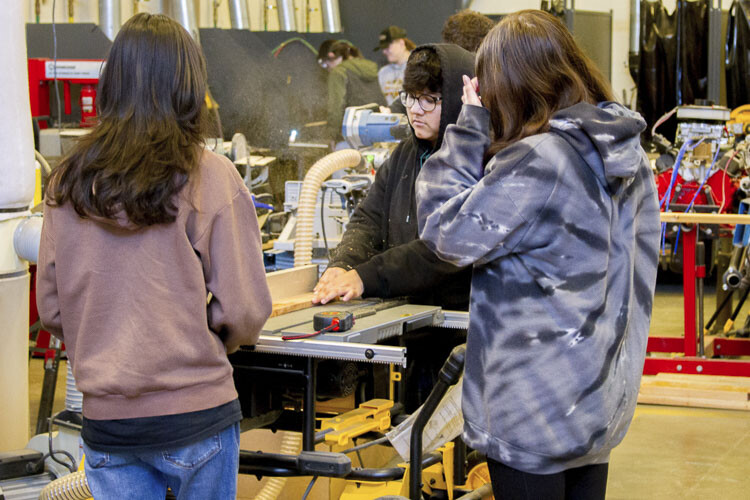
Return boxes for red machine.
[655,168,737,213]
[28,57,103,128]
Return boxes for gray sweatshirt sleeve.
[416,104,546,267]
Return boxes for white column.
[0,0,36,452]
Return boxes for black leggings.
[487,458,608,500]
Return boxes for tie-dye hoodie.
[416,102,660,474]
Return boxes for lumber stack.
[638,373,750,411]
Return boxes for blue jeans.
[83,423,240,500]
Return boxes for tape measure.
[313,311,354,332]
[282,311,355,340]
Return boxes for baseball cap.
[374,26,408,51]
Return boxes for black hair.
[403,47,442,94]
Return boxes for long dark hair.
[47,13,208,226]
[477,10,615,156]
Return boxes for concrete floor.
[27,282,750,499]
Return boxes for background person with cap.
[375,26,415,106]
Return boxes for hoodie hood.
[409,43,475,152]
[339,57,380,82]
[549,101,647,196]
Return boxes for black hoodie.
[327,44,475,310]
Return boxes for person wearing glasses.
[316,40,385,143]
[313,44,475,410]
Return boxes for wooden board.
[659,212,750,225]
[265,265,318,302]
[638,373,750,411]
[271,292,315,318]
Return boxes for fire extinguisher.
[79,84,97,127]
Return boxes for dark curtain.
[637,0,709,139]
[726,1,750,108]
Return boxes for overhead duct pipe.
[320,0,341,33]
[277,0,297,32]
[629,0,641,82]
[228,0,250,30]
[164,0,200,42]
[98,0,121,41]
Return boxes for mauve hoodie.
[36,150,272,420]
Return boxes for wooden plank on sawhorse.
[638,373,750,411]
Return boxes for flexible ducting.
[228,0,250,29]
[36,150,52,176]
[252,431,303,500]
[277,0,296,31]
[39,470,91,500]
[293,149,362,267]
[98,0,121,41]
[320,0,342,33]
[65,361,84,413]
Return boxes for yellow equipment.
[727,104,750,136]
[320,399,393,448]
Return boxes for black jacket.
[328,44,475,310]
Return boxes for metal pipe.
[320,0,341,33]
[228,0,250,29]
[629,0,640,55]
[707,0,722,104]
[303,357,317,451]
[277,0,297,32]
[164,0,200,42]
[13,217,43,264]
[98,0,121,41]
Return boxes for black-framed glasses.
[399,91,442,112]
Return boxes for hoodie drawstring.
[407,150,433,223]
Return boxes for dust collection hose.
[293,150,362,267]
[253,431,303,500]
[39,470,91,500]
[37,433,304,500]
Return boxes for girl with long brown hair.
[37,13,271,499]
[416,10,661,499]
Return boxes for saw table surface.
[262,299,441,344]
